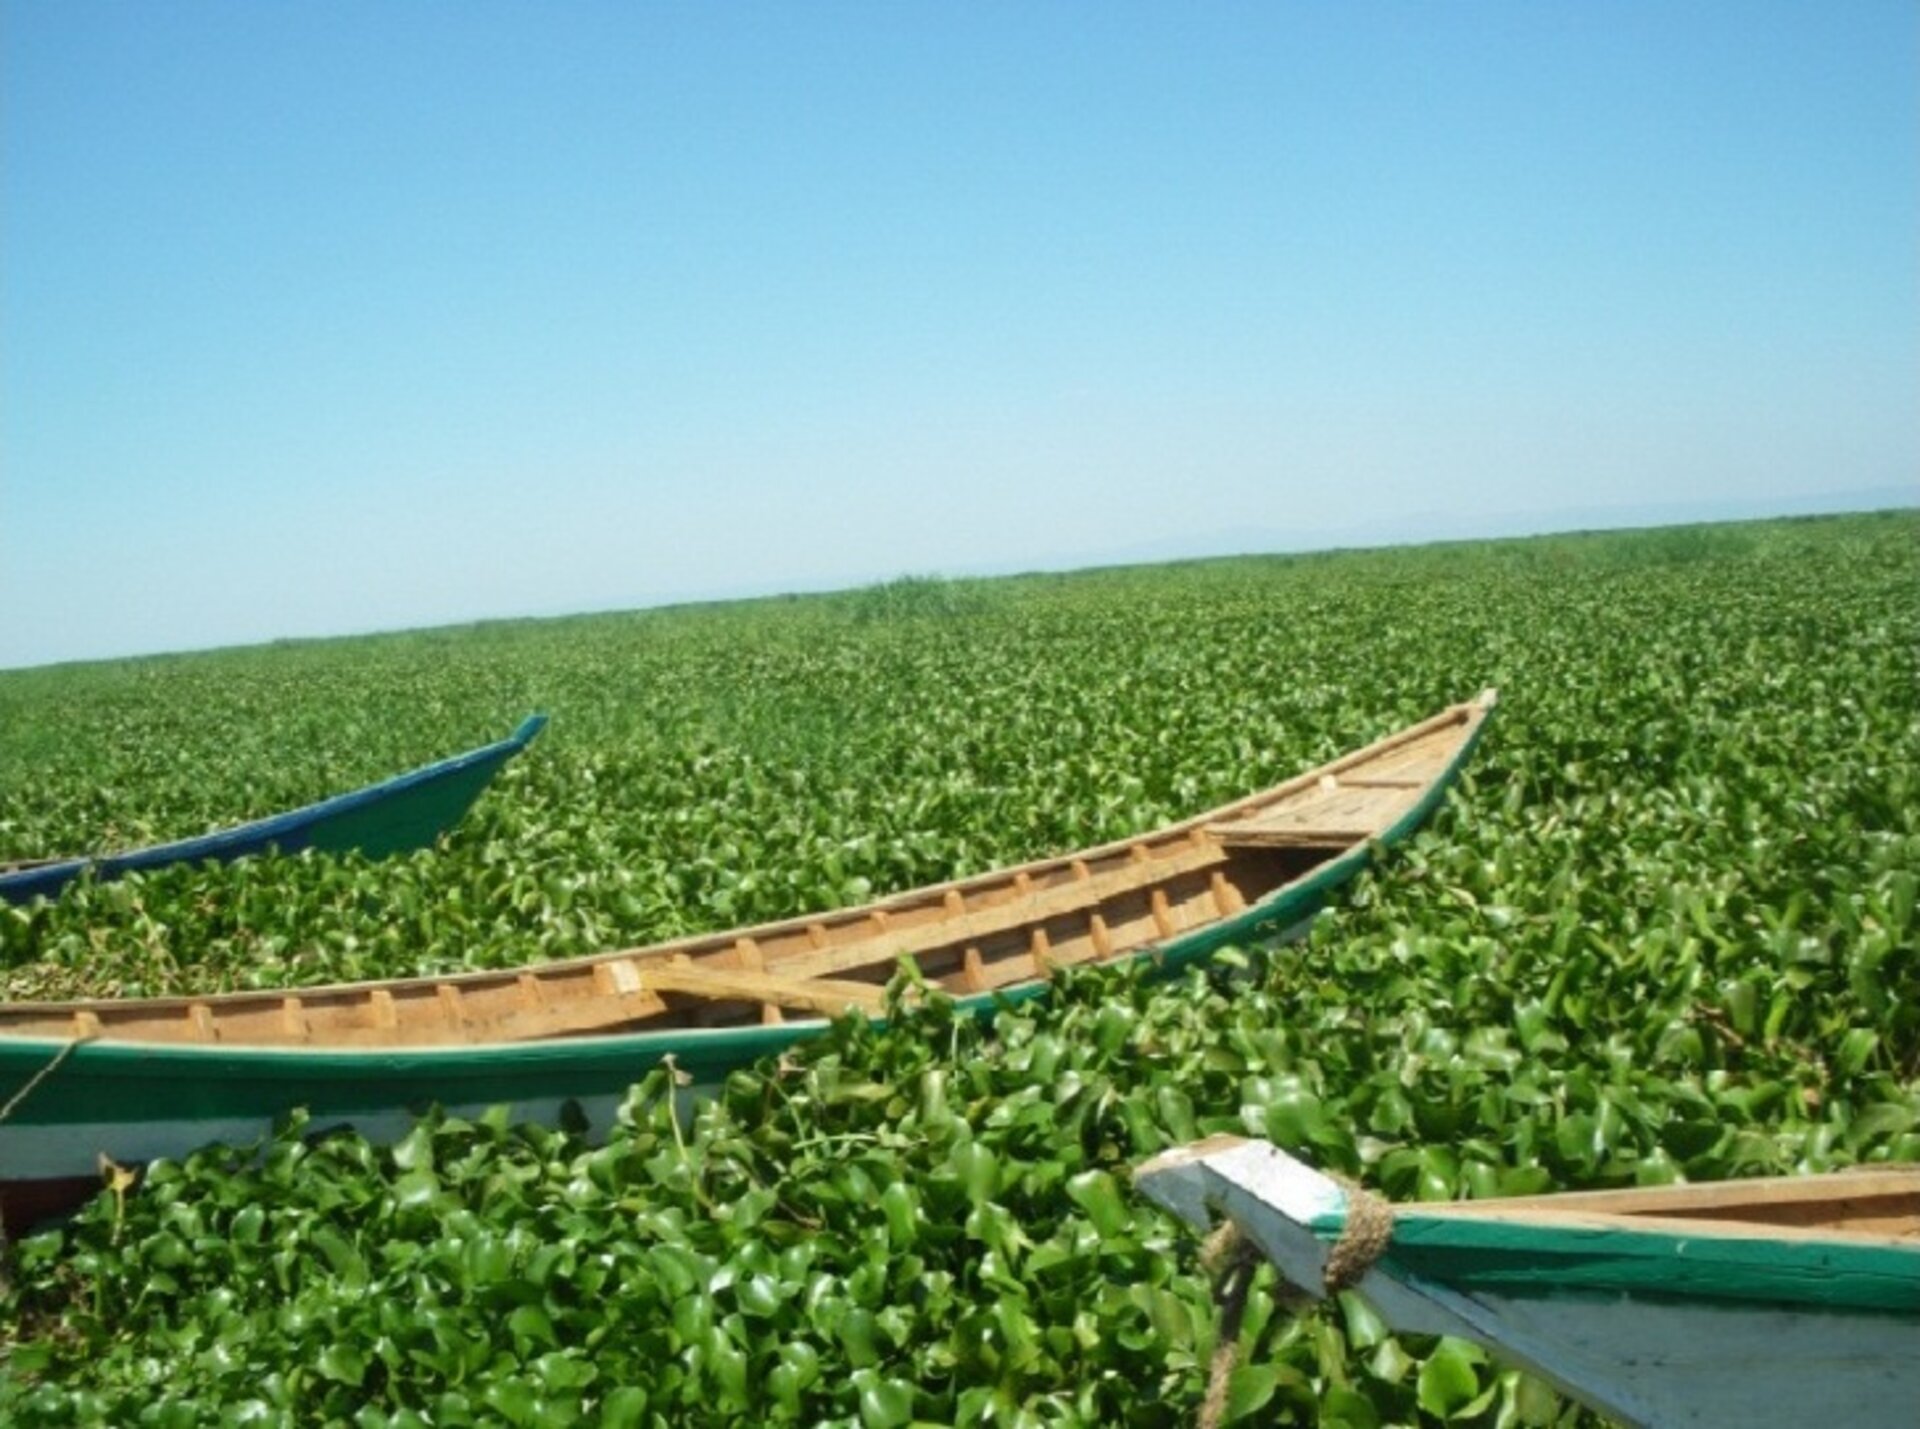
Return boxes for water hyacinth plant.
[2,511,1916,1424]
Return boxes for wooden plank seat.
[1209,776,1422,849]
[640,962,890,1020]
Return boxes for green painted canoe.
[1,694,1493,1228]
[0,715,548,906]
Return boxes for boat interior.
[0,695,1492,1051]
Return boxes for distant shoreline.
[5,500,1914,675]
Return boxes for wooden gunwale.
[1400,1207,1918,1252]
[0,856,68,873]
[0,694,1492,1050]
[1420,1166,1920,1243]
[1428,1165,1920,1216]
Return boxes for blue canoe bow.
[0,715,548,906]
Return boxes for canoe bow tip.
[1133,1135,1279,1231]
[511,713,551,747]
[1134,1133,1254,1182]
[1131,1155,1226,1233]
[1135,1137,1350,1237]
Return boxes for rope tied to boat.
[1197,1221,1259,1429]
[1323,1175,1395,1293]
[1195,1178,1396,1428]
[0,1033,95,1127]
[0,1034,97,1270]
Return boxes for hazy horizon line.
[6,490,1912,676]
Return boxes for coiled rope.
[1322,1177,1395,1293]
[1197,1178,1395,1429]
[1197,1221,1261,1429]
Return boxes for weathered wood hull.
[0,696,1493,1227]
[1135,1136,1920,1429]
[0,716,548,906]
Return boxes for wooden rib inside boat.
[0,692,1495,1052]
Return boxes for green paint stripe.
[0,1021,810,1126]
[1308,1206,1920,1316]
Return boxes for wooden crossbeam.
[1207,825,1376,849]
[479,990,667,1044]
[252,982,669,1048]
[642,962,889,1019]
[343,958,872,1044]
[732,936,785,1025]
[1208,779,1419,849]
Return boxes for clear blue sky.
[3,2,1914,669]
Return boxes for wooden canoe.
[0,693,1493,1228]
[1135,1135,1920,1429]
[0,715,549,906]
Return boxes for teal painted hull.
[0,716,547,906]
[1374,1206,1920,1316]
